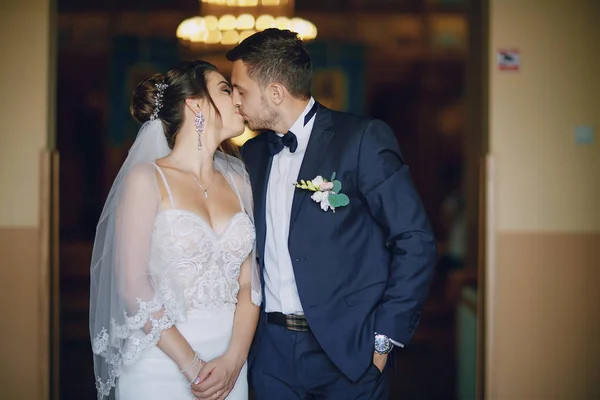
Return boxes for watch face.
[374,335,391,353]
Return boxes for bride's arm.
[117,165,203,383]
[224,162,261,364]
[226,255,260,363]
[155,329,202,382]
[190,254,259,398]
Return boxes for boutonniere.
[294,172,349,213]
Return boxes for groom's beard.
[246,95,279,131]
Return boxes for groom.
[228,29,436,399]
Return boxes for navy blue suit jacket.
[241,103,436,382]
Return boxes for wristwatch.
[374,333,393,355]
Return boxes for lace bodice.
[150,209,255,316]
[149,164,256,318]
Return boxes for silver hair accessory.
[195,111,205,150]
[149,82,169,121]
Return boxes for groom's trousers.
[250,320,389,400]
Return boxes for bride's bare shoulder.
[122,162,160,194]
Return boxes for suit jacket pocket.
[343,281,386,307]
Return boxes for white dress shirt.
[264,97,316,315]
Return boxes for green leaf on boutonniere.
[332,180,342,194]
[328,193,350,208]
[331,172,336,181]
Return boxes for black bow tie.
[268,130,298,156]
[266,101,318,156]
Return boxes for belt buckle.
[285,314,309,332]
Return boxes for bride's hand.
[190,351,243,399]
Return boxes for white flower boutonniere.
[294,172,350,213]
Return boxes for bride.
[89,60,261,400]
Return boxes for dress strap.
[151,162,176,209]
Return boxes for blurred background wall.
[0,0,598,399]
[485,0,600,398]
[0,0,55,398]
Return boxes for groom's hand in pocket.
[373,352,388,373]
[191,352,243,399]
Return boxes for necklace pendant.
[204,190,209,199]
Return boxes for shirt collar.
[277,97,316,137]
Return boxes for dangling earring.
[195,110,204,150]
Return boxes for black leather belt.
[266,312,309,332]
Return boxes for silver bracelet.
[188,360,204,385]
[180,353,200,374]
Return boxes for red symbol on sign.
[497,49,520,71]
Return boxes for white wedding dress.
[114,163,255,399]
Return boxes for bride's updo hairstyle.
[130,60,225,150]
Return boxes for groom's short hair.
[226,28,312,100]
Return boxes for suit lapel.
[289,104,334,229]
[252,139,273,264]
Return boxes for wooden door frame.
[466,0,490,398]
[39,149,60,400]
